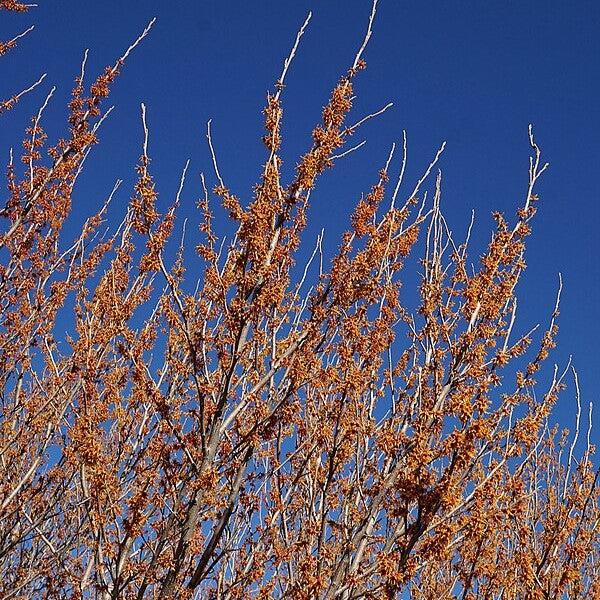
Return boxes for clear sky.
[2,0,599,442]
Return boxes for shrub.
[1,2,598,598]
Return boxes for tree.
[1,2,598,598]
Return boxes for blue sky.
[2,0,599,442]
